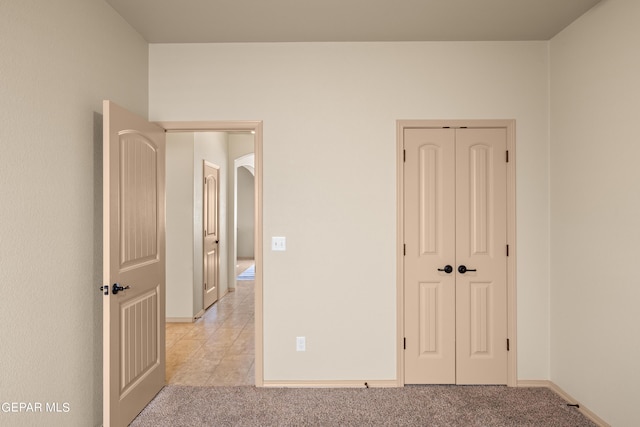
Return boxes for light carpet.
[130,385,596,426]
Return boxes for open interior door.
[103,100,166,426]
[203,161,220,309]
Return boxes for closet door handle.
[458,265,476,274]
[438,265,453,274]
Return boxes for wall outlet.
[296,336,306,352]
[272,236,286,251]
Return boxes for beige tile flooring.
[165,259,255,386]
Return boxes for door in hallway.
[403,126,508,385]
[203,161,220,309]
[102,100,166,426]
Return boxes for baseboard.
[517,380,610,427]
[263,380,400,388]
[517,379,552,388]
[166,317,195,323]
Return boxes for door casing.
[396,119,517,387]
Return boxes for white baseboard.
[517,380,610,427]
[263,380,400,388]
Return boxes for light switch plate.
[272,236,286,251]
[296,336,306,352]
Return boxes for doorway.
[102,106,264,425]
[161,121,263,387]
[230,153,255,292]
[396,120,517,387]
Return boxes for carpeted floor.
[130,385,596,426]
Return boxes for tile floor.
[165,259,255,386]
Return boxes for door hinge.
[506,244,509,256]
[507,338,510,351]
[404,337,406,350]
[403,244,406,256]
[506,150,509,163]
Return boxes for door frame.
[158,120,264,387]
[396,119,517,387]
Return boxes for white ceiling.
[105,0,601,43]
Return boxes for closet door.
[404,127,508,385]
[455,128,508,385]
[403,128,456,384]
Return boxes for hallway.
[165,260,255,386]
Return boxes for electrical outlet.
[272,236,286,251]
[296,336,306,352]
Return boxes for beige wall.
[550,1,640,425]
[166,133,196,318]
[0,0,148,425]
[150,41,551,381]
